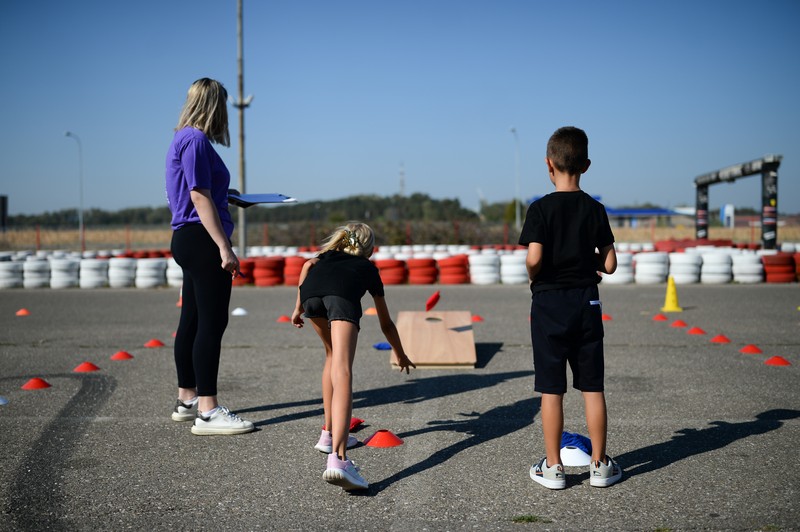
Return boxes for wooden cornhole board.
[392,310,476,369]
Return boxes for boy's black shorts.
[302,295,362,329]
[530,285,604,394]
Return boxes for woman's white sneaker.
[171,398,198,422]
[191,406,254,435]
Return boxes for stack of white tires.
[601,252,634,284]
[23,258,51,288]
[732,254,763,284]
[167,257,183,288]
[49,258,80,288]
[700,253,733,284]
[108,257,137,288]
[0,260,24,289]
[668,253,701,284]
[134,258,167,288]
[79,258,109,288]
[633,252,669,284]
[469,253,500,285]
[499,252,528,285]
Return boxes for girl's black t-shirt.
[518,190,615,293]
[299,250,385,304]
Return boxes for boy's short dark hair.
[547,126,589,176]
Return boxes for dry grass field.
[2,223,799,253]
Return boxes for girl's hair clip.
[343,229,360,249]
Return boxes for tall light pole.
[510,127,521,231]
[232,0,253,256]
[65,131,85,252]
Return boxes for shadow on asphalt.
[357,396,540,495]
[242,370,534,429]
[475,342,504,368]
[616,408,800,479]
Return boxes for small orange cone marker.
[110,351,134,360]
[652,314,668,321]
[671,319,688,328]
[276,315,291,323]
[364,429,404,447]
[471,315,484,322]
[687,327,706,335]
[765,356,791,366]
[73,362,100,373]
[15,308,31,316]
[602,313,612,321]
[144,338,165,348]
[740,344,763,354]
[22,377,51,390]
[425,290,441,312]
[660,276,683,312]
[176,286,183,307]
[364,307,378,316]
[710,335,731,344]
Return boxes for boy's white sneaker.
[191,406,254,435]
[590,456,622,487]
[530,457,566,489]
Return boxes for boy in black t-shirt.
[518,126,622,489]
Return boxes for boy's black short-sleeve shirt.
[518,191,614,293]
[299,250,384,304]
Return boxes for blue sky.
[1,0,799,217]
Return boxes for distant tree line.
[7,193,526,227]
[9,194,769,230]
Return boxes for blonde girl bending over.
[292,222,415,491]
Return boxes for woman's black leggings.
[170,224,231,397]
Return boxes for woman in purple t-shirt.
[165,78,253,435]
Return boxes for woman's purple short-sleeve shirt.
[165,127,233,238]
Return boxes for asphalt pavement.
[1,282,798,531]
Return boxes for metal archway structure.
[694,154,782,249]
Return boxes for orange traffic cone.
[73,362,100,373]
[22,377,51,390]
[363,429,404,447]
[740,344,763,354]
[765,356,791,366]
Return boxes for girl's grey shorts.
[302,295,362,328]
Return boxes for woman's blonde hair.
[320,222,375,258]
[175,78,230,146]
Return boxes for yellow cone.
[661,275,683,312]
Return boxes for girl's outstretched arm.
[291,258,318,328]
[373,295,416,374]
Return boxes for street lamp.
[510,127,521,231]
[64,131,85,252]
